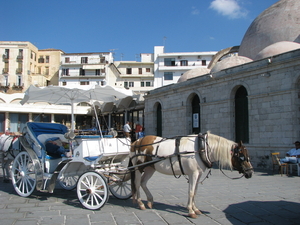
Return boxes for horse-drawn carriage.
[2,85,254,218]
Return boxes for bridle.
[231,145,253,174]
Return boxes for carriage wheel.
[77,171,109,210]
[108,173,132,200]
[11,151,36,197]
[58,174,78,190]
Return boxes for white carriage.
[11,85,134,210]
[12,122,132,210]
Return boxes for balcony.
[0,83,10,88]
[17,55,23,61]
[2,68,9,74]
[61,73,106,78]
[13,83,24,89]
[16,68,23,74]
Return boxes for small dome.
[254,41,300,60]
[239,0,300,59]
[177,67,210,83]
[210,56,253,74]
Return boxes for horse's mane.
[206,132,236,169]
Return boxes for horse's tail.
[128,158,137,201]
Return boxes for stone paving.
[0,168,299,225]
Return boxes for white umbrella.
[20,85,134,132]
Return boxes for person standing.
[123,121,131,138]
[135,121,143,140]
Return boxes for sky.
[1,0,279,61]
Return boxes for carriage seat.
[37,133,69,159]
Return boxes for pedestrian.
[280,141,300,164]
[123,121,131,138]
[135,121,143,140]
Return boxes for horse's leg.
[134,169,147,210]
[192,171,202,215]
[3,159,10,183]
[140,166,155,209]
[187,171,200,218]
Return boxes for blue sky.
[1,0,278,61]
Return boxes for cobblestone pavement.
[0,168,299,225]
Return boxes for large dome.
[177,67,210,83]
[210,56,252,74]
[254,41,300,60]
[239,0,300,60]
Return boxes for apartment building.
[59,52,113,88]
[0,41,63,94]
[154,46,217,88]
[113,53,154,95]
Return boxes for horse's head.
[231,141,253,179]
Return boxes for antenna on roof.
[163,36,167,46]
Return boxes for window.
[164,72,173,80]
[4,49,9,58]
[80,68,85,76]
[38,56,44,63]
[141,82,144,87]
[139,68,142,74]
[180,60,188,66]
[124,82,128,88]
[146,68,150,72]
[46,56,50,63]
[146,81,152,86]
[65,57,70,63]
[126,68,132,74]
[81,57,88,64]
[62,81,67,86]
[101,81,105,86]
[129,82,134,87]
[45,67,49,75]
[164,58,175,66]
[17,75,22,86]
[18,49,23,58]
[96,69,100,75]
[100,57,105,63]
[62,68,69,76]
[202,60,206,66]
[80,81,89,85]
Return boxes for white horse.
[129,132,253,218]
[0,135,21,182]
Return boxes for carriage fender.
[18,136,44,191]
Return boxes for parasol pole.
[71,99,75,132]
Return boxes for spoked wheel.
[108,172,132,200]
[58,173,78,190]
[77,171,109,210]
[11,151,36,197]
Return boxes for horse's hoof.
[139,205,146,210]
[147,202,153,209]
[194,209,202,215]
[188,213,198,219]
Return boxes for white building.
[153,46,217,88]
[59,52,114,88]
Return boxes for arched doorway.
[156,103,162,136]
[235,86,249,143]
[192,95,200,134]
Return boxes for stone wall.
[144,49,300,169]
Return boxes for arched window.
[235,86,249,143]
[156,103,162,136]
[192,95,200,134]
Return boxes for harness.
[198,133,213,168]
[169,137,185,178]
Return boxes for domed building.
[144,0,300,171]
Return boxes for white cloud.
[209,0,248,19]
[191,6,200,15]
